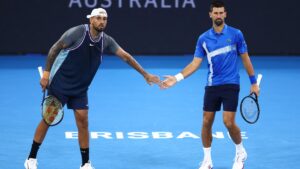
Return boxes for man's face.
[209,7,226,26]
[90,16,107,32]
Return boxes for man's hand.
[160,75,177,89]
[250,84,260,96]
[40,71,50,91]
[144,73,161,85]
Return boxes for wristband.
[175,73,184,82]
[249,75,257,84]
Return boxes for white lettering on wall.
[101,0,112,8]
[144,0,158,8]
[85,0,97,8]
[130,0,142,8]
[68,0,196,8]
[182,0,195,8]
[69,0,82,8]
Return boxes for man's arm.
[160,57,203,89]
[180,56,203,78]
[240,52,260,95]
[240,52,255,76]
[115,47,160,85]
[40,25,84,90]
[40,40,67,90]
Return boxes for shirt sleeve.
[236,30,248,55]
[59,25,85,48]
[103,34,120,54]
[194,36,205,58]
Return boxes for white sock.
[203,147,212,161]
[235,142,244,153]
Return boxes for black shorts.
[48,89,88,110]
[203,84,240,112]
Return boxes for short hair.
[210,0,226,12]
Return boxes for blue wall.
[0,0,298,55]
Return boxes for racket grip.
[38,66,43,78]
[257,74,263,86]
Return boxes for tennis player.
[160,1,260,169]
[24,8,160,169]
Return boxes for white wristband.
[174,73,184,82]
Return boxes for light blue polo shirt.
[194,24,248,86]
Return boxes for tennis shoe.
[198,159,213,169]
[80,161,95,169]
[232,148,247,169]
[24,158,38,169]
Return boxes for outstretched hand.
[144,73,161,86]
[160,75,177,89]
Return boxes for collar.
[210,24,228,36]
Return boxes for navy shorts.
[48,89,88,110]
[203,84,240,112]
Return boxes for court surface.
[0,55,299,169]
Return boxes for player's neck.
[89,27,101,40]
[213,24,225,33]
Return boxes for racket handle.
[38,66,43,79]
[257,73,263,86]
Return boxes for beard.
[95,26,104,32]
[214,19,224,26]
[92,23,106,33]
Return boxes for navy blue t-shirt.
[48,24,119,96]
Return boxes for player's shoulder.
[103,32,116,42]
[197,28,211,41]
[68,24,85,32]
[102,32,110,39]
[64,24,86,36]
[226,25,243,35]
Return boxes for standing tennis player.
[24,8,160,169]
[160,1,260,169]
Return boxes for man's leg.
[223,111,247,169]
[223,111,241,144]
[201,111,216,147]
[199,111,216,169]
[74,109,90,166]
[25,120,49,169]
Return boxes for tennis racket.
[38,66,64,126]
[240,74,263,124]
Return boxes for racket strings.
[42,96,63,125]
[242,98,258,118]
[240,96,259,123]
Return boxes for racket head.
[240,92,260,124]
[41,95,64,126]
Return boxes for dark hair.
[210,0,226,12]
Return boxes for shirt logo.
[227,39,232,43]
[89,44,94,46]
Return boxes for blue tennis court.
[0,55,300,169]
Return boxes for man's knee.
[223,120,234,129]
[202,112,215,128]
[75,110,89,129]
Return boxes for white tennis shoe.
[198,159,213,169]
[232,148,247,169]
[24,158,38,169]
[80,161,95,169]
